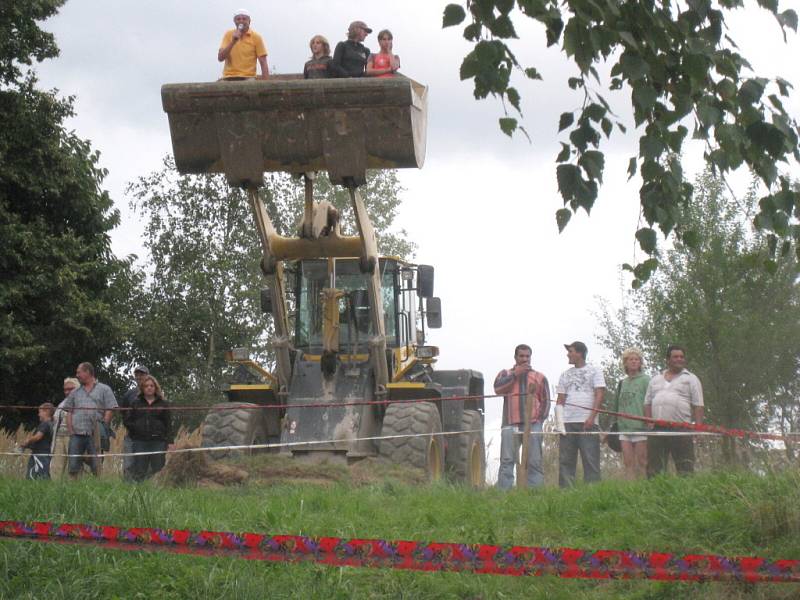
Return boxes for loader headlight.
[416,346,439,359]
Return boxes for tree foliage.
[0,1,133,427]
[596,169,800,463]
[0,0,64,86]
[444,1,800,286]
[126,160,415,412]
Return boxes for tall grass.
[0,425,201,478]
[1,466,799,599]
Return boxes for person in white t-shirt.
[554,341,606,487]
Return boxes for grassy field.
[1,458,799,599]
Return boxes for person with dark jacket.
[124,375,173,481]
[120,365,150,480]
[330,20,371,77]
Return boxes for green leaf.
[618,52,649,81]
[776,77,793,97]
[717,78,737,101]
[463,23,482,41]
[558,112,574,132]
[738,78,767,105]
[507,87,521,112]
[442,4,467,27]
[524,67,542,80]
[627,156,637,179]
[683,53,709,84]
[617,30,639,49]
[499,117,518,137]
[496,0,515,15]
[746,121,787,158]
[567,77,584,89]
[697,101,722,128]
[632,83,657,112]
[778,9,798,31]
[556,143,571,162]
[459,52,480,80]
[601,117,613,138]
[584,103,606,122]
[578,150,605,182]
[556,163,580,200]
[490,15,518,38]
[635,227,658,254]
[682,230,700,248]
[639,135,665,161]
[556,208,572,232]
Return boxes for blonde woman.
[304,34,332,79]
[613,348,650,479]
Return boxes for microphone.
[237,24,244,32]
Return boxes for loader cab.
[290,257,433,354]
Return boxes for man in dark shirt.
[330,20,372,78]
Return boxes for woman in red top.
[366,29,400,77]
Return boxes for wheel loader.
[161,75,484,484]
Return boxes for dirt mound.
[156,443,249,487]
[249,455,427,487]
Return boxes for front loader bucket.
[161,75,427,187]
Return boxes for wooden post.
[516,376,536,489]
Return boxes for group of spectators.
[17,342,703,488]
[18,363,173,482]
[217,10,400,81]
[494,342,704,489]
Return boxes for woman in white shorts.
[613,348,650,479]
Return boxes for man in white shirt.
[555,341,606,487]
[644,345,704,476]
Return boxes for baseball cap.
[563,341,588,356]
[133,365,149,375]
[349,20,373,33]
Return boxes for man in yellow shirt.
[218,9,269,80]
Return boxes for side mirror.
[260,288,272,314]
[417,265,434,297]
[426,297,442,329]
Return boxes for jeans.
[122,436,135,481]
[496,422,544,490]
[68,434,98,476]
[647,428,695,477]
[131,440,168,481]
[558,422,601,487]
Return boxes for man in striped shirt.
[494,344,551,489]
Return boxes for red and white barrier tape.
[1,520,798,583]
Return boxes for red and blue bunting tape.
[1,521,798,583]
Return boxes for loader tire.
[379,402,444,481]
[201,403,268,460]
[446,410,485,487]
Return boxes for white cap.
[234,8,250,18]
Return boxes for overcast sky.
[34,2,800,478]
